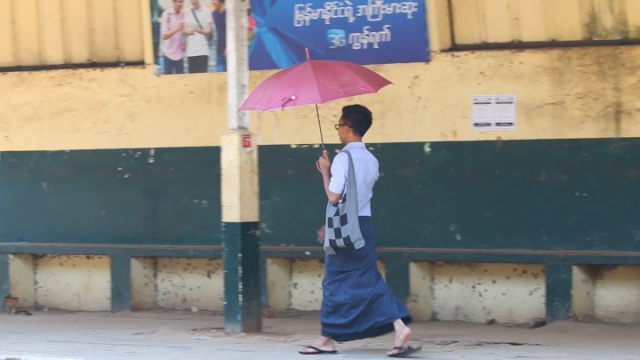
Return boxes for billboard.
[150,0,429,75]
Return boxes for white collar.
[342,142,366,151]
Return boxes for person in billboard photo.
[160,0,186,74]
[247,2,256,44]
[211,0,227,72]
[183,0,213,73]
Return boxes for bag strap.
[342,150,358,205]
[191,8,204,29]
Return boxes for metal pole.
[227,0,249,130]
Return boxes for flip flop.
[387,345,423,358]
[299,345,338,355]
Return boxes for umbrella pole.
[315,104,325,150]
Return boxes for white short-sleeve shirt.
[328,142,379,217]
[184,7,212,57]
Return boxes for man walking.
[305,105,421,357]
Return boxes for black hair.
[341,104,372,137]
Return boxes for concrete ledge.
[36,255,111,311]
[573,265,640,323]
[8,254,35,308]
[4,244,640,265]
[131,257,156,310]
[265,258,385,312]
[3,245,640,324]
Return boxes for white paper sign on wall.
[471,95,516,131]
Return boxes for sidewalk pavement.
[1,309,639,360]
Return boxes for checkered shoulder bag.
[323,150,365,255]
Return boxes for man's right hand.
[316,150,331,174]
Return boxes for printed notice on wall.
[471,95,516,130]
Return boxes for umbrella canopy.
[238,49,392,148]
[238,55,392,112]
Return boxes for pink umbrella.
[238,49,392,149]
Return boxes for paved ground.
[0,309,639,360]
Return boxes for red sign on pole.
[242,134,252,149]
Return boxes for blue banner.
[150,0,429,75]
[250,0,430,70]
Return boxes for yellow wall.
[0,0,144,67]
[1,0,639,152]
[2,47,639,151]
[451,0,640,44]
[0,66,229,151]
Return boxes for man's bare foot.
[387,322,412,356]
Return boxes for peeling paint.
[156,258,223,311]
[35,255,110,311]
[431,262,545,324]
[131,257,156,311]
[592,265,640,323]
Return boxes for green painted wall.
[1,138,640,252]
[376,139,640,251]
[0,148,220,245]
[259,139,640,251]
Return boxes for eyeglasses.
[334,123,350,130]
